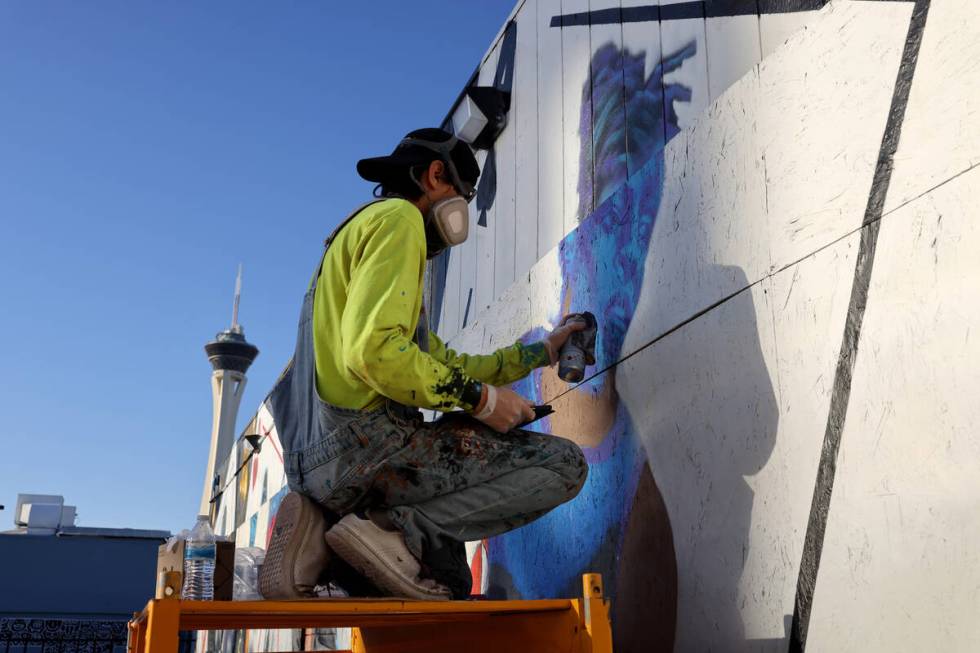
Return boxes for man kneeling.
[259,129,587,600]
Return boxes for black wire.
[208,433,269,505]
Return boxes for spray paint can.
[557,312,598,383]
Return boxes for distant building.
[0,494,186,653]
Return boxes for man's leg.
[364,412,588,597]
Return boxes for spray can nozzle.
[557,312,598,383]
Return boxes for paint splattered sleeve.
[340,212,482,412]
[427,331,551,387]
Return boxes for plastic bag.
[233,547,266,600]
[314,583,349,598]
[164,529,190,552]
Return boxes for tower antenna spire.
[231,263,242,333]
[201,263,259,521]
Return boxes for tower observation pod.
[200,265,259,518]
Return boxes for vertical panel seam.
[558,0,569,238]
[587,0,597,217]
[536,1,541,264]
[514,19,521,284]
[619,0,631,178]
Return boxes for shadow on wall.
[483,35,780,653]
[628,265,779,651]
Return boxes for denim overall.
[268,201,588,598]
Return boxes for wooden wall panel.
[493,23,519,300]
[513,1,540,281]
[560,0,594,230]
[536,0,566,258]
[758,0,823,58]
[452,196,475,337]
[705,2,763,103]
[807,167,980,653]
[618,275,784,652]
[759,2,910,271]
[624,72,770,354]
[621,0,666,180]
[432,248,460,341]
[470,44,500,326]
[588,0,629,207]
[659,0,709,132]
[885,0,980,213]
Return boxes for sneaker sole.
[325,519,450,601]
[259,492,327,599]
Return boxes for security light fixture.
[451,87,511,150]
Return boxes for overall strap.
[309,199,387,289]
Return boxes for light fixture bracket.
[452,86,511,150]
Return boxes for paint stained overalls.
[268,201,587,598]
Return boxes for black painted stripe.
[788,1,931,651]
[462,287,473,329]
[756,0,826,15]
[550,0,917,27]
[664,3,708,20]
[551,0,812,27]
[621,5,661,23]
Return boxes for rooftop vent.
[13,494,77,535]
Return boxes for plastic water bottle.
[182,515,216,600]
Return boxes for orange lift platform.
[128,573,612,653]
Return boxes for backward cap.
[356,128,480,189]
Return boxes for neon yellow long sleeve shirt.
[312,198,550,412]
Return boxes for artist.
[259,128,587,600]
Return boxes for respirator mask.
[403,135,476,258]
[424,196,469,256]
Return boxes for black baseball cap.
[357,128,480,201]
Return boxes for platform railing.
[127,573,612,653]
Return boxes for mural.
[483,38,697,651]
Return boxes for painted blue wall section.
[488,41,696,607]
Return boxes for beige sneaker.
[259,492,330,599]
[324,513,451,601]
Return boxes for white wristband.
[474,385,498,420]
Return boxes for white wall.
[434,0,980,650]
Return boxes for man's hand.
[473,385,536,433]
[542,315,588,365]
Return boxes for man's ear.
[424,159,447,191]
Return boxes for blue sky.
[0,1,514,534]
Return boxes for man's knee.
[548,436,588,501]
